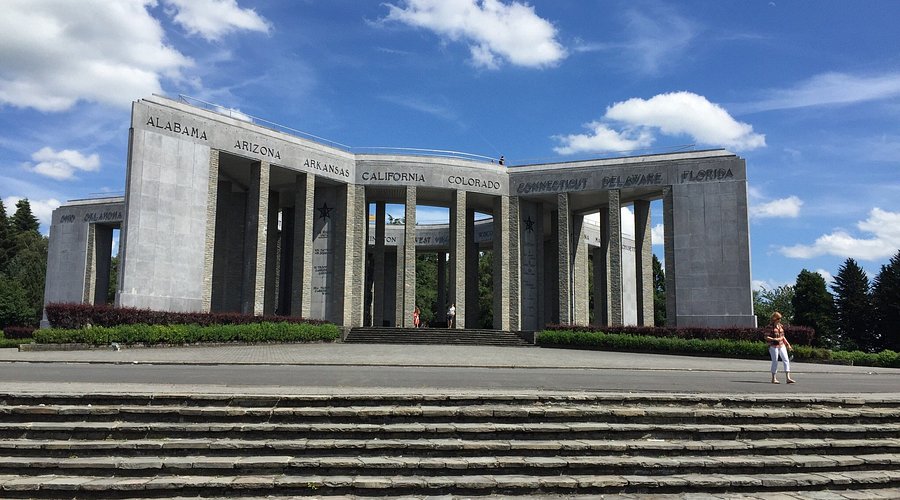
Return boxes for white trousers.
[769,345,790,374]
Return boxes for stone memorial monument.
[43,95,756,330]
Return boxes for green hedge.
[0,331,32,348]
[538,329,900,368]
[33,322,341,346]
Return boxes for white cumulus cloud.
[780,208,900,261]
[651,223,665,246]
[163,0,270,41]
[554,123,653,155]
[750,195,803,219]
[0,0,191,111]
[0,0,269,112]
[28,147,101,181]
[816,269,835,285]
[554,92,765,155]
[383,0,566,69]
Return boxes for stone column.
[403,186,417,328]
[556,193,572,324]
[436,251,447,323]
[492,195,510,331]
[465,208,478,328]
[242,161,269,315]
[663,186,677,327]
[449,190,466,329]
[341,184,366,327]
[83,224,96,304]
[507,196,521,331]
[291,173,315,317]
[633,199,654,326]
[373,201,386,327]
[606,190,623,326]
[202,150,219,312]
[573,214,589,325]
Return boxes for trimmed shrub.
[538,329,768,359]
[543,323,815,346]
[0,331,33,348]
[538,329,899,368]
[791,345,833,362]
[1,326,35,339]
[33,322,340,346]
[0,338,31,348]
[44,303,329,329]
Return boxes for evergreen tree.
[832,258,874,351]
[477,251,493,329]
[415,253,437,326]
[754,284,795,327]
[4,232,48,326]
[791,269,836,347]
[0,198,10,272]
[652,254,666,326]
[0,276,33,329]
[10,199,39,235]
[107,256,119,305]
[872,250,900,351]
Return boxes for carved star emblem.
[523,216,535,232]
[317,203,334,220]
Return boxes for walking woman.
[765,312,796,384]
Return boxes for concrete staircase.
[345,327,533,346]
[0,392,899,498]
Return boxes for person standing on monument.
[447,304,456,329]
[413,307,420,329]
[765,312,796,384]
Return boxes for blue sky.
[1,0,899,291]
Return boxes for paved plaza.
[1,343,897,396]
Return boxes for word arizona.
[145,117,208,140]
[234,141,281,159]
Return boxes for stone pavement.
[1,342,897,373]
[1,342,898,396]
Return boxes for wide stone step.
[0,470,899,497]
[344,327,532,346]
[3,420,899,441]
[2,392,899,498]
[4,403,896,424]
[2,437,899,458]
[1,452,897,476]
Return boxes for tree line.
[0,198,48,329]
[754,252,900,352]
